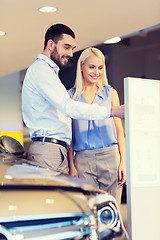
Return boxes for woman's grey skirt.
[74,144,122,204]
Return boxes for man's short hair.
[44,23,75,49]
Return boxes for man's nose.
[68,49,73,57]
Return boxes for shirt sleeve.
[32,62,111,120]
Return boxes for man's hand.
[111,104,125,119]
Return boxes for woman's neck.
[83,83,98,92]
[82,84,98,104]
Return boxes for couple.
[22,23,126,203]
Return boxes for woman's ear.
[80,62,83,72]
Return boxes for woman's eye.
[98,66,104,70]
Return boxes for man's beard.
[51,46,67,67]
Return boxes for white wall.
[0,72,23,132]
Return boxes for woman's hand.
[69,164,78,178]
[68,141,78,177]
[118,160,126,185]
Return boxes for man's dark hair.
[44,23,75,49]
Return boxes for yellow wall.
[0,131,23,146]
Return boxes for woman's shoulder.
[104,86,119,98]
[103,85,113,95]
[67,87,76,98]
[104,85,112,90]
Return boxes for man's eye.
[89,66,94,69]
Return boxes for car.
[0,136,128,240]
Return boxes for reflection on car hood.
[0,159,94,191]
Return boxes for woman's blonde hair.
[73,47,108,100]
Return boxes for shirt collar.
[96,88,105,100]
[37,54,60,73]
[78,87,105,103]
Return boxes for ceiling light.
[39,6,57,13]
[46,199,55,204]
[0,31,6,36]
[8,205,17,211]
[104,36,121,44]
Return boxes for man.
[22,24,124,174]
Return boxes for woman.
[68,47,126,204]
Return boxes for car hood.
[0,154,94,191]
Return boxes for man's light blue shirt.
[22,54,111,145]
